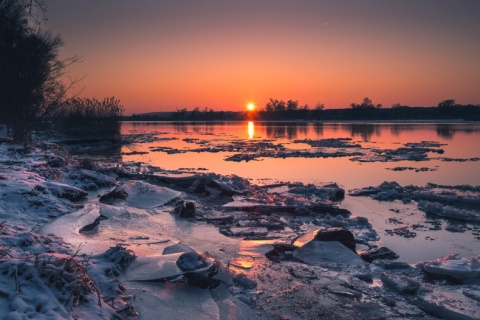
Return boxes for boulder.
[174,201,196,218]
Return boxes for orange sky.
[47,1,480,115]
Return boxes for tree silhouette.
[0,0,78,145]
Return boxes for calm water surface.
[119,121,480,263]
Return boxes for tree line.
[127,97,480,122]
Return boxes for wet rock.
[265,243,297,262]
[314,227,356,252]
[174,200,196,218]
[99,186,128,203]
[380,272,420,294]
[176,252,208,271]
[360,247,399,263]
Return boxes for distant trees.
[0,0,78,145]
[437,99,456,108]
[350,97,382,109]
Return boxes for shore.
[0,140,479,319]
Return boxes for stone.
[265,243,298,262]
[176,252,208,271]
[360,247,399,263]
[174,201,196,218]
[100,187,128,202]
[314,227,356,252]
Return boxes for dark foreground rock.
[360,247,399,263]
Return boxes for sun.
[247,103,255,111]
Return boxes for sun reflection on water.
[247,121,255,139]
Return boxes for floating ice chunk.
[418,201,480,222]
[415,285,480,320]
[418,254,480,281]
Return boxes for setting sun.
[247,103,255,111]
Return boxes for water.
[117,121,480,263]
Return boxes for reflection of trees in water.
[389,124,415,137]
[312,123,324,137]
[170,121,223,135]
[264,123,308,139]
[435,124,480,140]
[341,123,381,142]
[436,124,454,139]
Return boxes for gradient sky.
[46,0,480,114]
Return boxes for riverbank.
[1,140,479,319]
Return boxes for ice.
[293,240,366,268]
[419,255,480,281]
[109,180,181,209]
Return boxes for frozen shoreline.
[1,141,479,319]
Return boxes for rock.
[100,186,128,203]
[314,227,356,252]
[174,201,196,218]
[45,155,67,167]
[360,247,399,263]
[380,272,420,294]
[265,243,297,262]
[176,252,208,271]
[292,240,365,268]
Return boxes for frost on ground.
[0,143,135,319]
[2,141,480,319]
